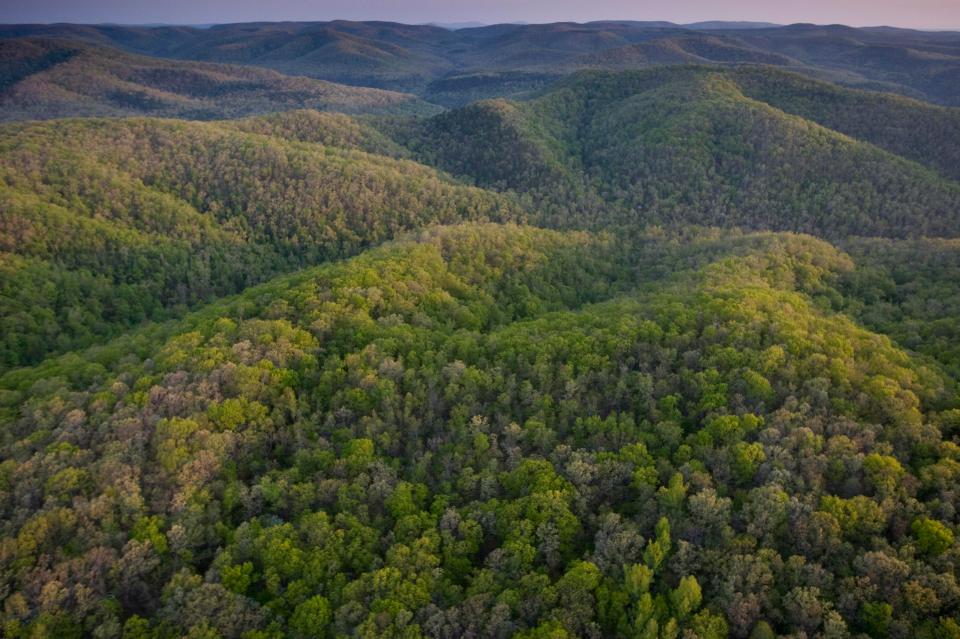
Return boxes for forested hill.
[2,224,959,638]
[0,38,440,120]
[384,66,960,237]
[0,115,522,367]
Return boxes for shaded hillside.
[574,35,800,68]
[1,224,958,638]
[448,22,667,70]
[730,68,960,181]
[0,38,439,120]
[170,21,458,92]
[3,20,960,104]
[422,71,559,107]
[385,67,960,238]
[838,237,960,377]
[225,109,410,156]
[0,116,522,366]
[0,21,460,93]
[726,24,960,106]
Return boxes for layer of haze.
[1,0,959,30]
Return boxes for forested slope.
[0,116,522,367]
[1,224,958,638]
[730,68,960,181]
[385,66,960,238]
[837,238,960,378]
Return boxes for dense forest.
[2,225,960,639]
[1,17,960,639]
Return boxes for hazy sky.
[1,0,959,30]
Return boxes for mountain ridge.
[381,65,960,237]
[4,19,960,104]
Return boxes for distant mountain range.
[2,20,959,105]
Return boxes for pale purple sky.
[1,0,959,30]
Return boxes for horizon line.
[1,18,959,32]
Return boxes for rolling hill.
[0,37,439,120]
[0,21,460,92]
[3,63,959,368]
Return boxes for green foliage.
[220,562,254,595]
[820,495,887,541]
[131,515,168,554]
[749,621,776,639]
[731,441,766,483]
[290,596,331,639]
[669,575,702,620]
[861,601,894,638]
[838,237,960,378]
[863,453,905,495]
[644,517,672,572]
[912,518,955,556]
